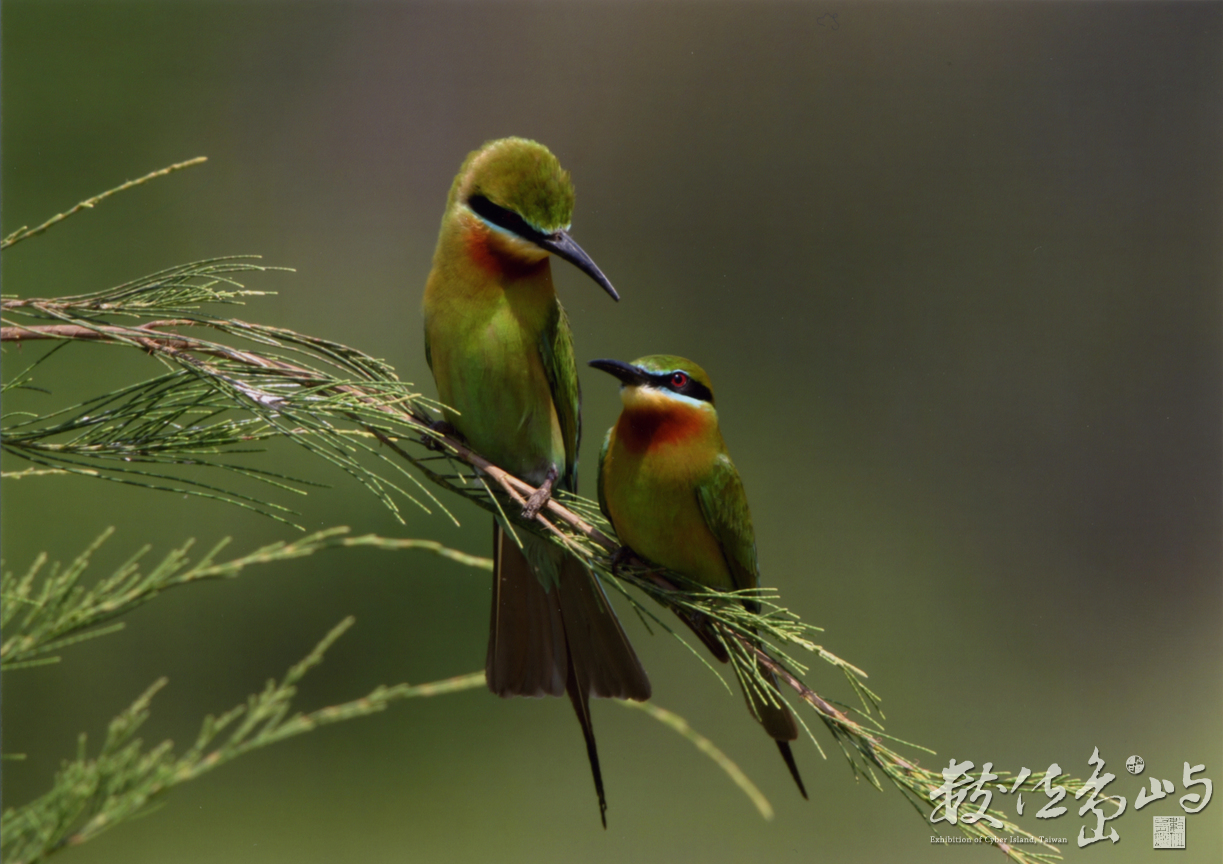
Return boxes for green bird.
[422,138,651,826]
[590,355,808,799]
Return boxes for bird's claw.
[521,465,559,520]
[422,419,462,452]
[609,545,639,578]
[610,546,673,585]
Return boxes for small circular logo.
[1126,755,1145,775]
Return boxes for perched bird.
[590,355,808,799]
[422,138,650,825]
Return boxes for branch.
[0,619,488,864]
[3,278,1096,862]
[2,311,605,541]
[1,158,207,250]
[1,528,776,859]
[0,527,491,672]
[2,639,775,864]
[3,282,447,527]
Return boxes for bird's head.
[448,137,618,300]
[589,355,717,413]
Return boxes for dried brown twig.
[3,151,1097,857]
[3,309,1090,861]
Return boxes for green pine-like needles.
[2,161,1097,864]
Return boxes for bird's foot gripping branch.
[2,162,1101,862]
[3,273,1098,862]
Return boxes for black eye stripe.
[646,371,713,403]
[467,194,551,245]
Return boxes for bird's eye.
[670,372,689,388]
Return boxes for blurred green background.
[3,2,1219,862]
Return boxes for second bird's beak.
[536,231,620,302]
[588,358,648,386]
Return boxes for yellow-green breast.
[600,389,737,591]
[423,211,567,485]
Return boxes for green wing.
[695,453,760,595]
[537,298,581,491]
[596,427,612,523]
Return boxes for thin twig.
[2,297,1096,863]
[2,318,616,548]
[1,158,207,250]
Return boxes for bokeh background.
[3,2,1219,862]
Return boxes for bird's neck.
[615,391,720,454]
[435,210,552,291]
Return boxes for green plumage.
[538,299,581,492]
[447,137,576,233]
[422,138,648,827]
[695,455,760,601]
[593,354,807,798]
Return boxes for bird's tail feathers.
[671,603,796,742]
[738,661,799,742]
[671,606,731,663]
[486,524,566,696]
[486,524,652,826]
[737,659,808,798]
[566,657,607,827]
[555,551,652,702]
[776,740,809,800]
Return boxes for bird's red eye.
[670,372,689,388]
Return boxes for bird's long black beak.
[588,358,647,386]
[536,230,620,302]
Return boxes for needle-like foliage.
[0,163,776,861]
[1,616,479,864]
[0,526,491,673]
[3,256,453,527]
[2,161,1108,863]
[0,528,771,862]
